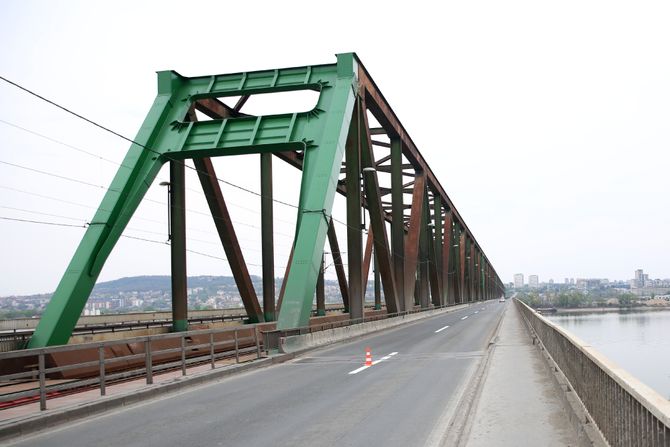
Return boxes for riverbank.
[553,306,670,315]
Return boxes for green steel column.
[276,53,358,329]
[28,71,182,347]
[345,99,363,321]
[170,161,188,332]
[316,254,325,316]
[261,153,275,321]
[390,138,405,311]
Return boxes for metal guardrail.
[515,299,670,446]
[0,304,354,352]
[0,325,262,411]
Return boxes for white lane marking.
[434,325,450,333]
[348,351,398,375]
[474,311,479,314]
[481,308,485,311]
[461,315,469,320]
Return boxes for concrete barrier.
[280,303,470,353]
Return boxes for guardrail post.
[210,332,215,369]
[98,345,106,396]
[145,339,153,384]
[234,329,239,363]
[255,327,261,359]
[38,352,46,411]
[180,334,186,376]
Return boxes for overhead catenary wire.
[0,157,295,238]
[0,214,292,270]
[0,117,299,228]
[0,74,468,271]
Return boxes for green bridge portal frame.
[28,53,504,348]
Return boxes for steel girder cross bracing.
[29,53,505,348]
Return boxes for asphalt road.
[11,301,506,447]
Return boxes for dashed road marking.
[348,352,398,375]
[434,325,450,333]
[461,315,469,320]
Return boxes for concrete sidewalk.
[463,303,587,447]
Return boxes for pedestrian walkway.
[464,303,585,446]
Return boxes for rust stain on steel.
[403,172,426,309]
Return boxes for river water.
[546,309,670,400]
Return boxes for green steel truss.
[29,54,358,347]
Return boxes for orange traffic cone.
[365,347,373,366]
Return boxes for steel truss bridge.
[28,53,503,348]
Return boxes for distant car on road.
[499,297,505,303]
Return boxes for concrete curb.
[439,303,507,447]
[0,302,478,443]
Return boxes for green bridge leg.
[276,55,357,330]
[28,75,182,348]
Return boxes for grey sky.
[1,0,668,295]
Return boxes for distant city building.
[514,274,524,288]
[548,279,554,284]
[634,269,644,288]
[564,277,569,284]
[528,275,539,288]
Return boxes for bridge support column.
[373,251,381,310]
[346,99,364,322]
[261,153,276,321]
[169,160,188,332]
[316,254,325,316]
[418,186,430,309]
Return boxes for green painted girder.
[28,54,358,347]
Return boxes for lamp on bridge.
[159,181,171,241]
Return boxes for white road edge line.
[348,352,398,375]
[461,315,468,320]
[434,325,450,333]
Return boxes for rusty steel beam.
[403,172,426,309]
[260,152,275,321]
[169,160,188,332]
[468,241,475,301]
[442,211,453,305]
[316,254,325,316]
[433,195,444,306]
[390,138,405,310]
[373,252,381,310]
[459,230,466,304]
[427,203,442,307]
[276,246,294,313]
[362,227,374,289]
[193,158,264,323]
[357,62,496,279]
[418,188,430,309]
[360,101,400,314]
[346,99,364,321]
[327,220,349,312]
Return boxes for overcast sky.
[1,0,669,296]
